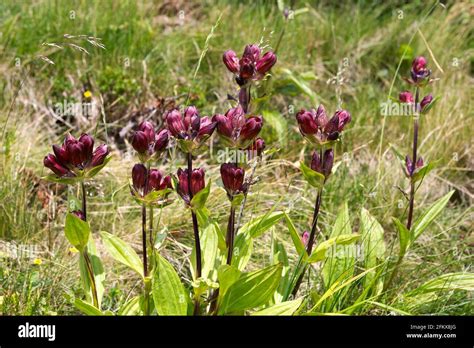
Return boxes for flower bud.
[190,168,206,196]
[416,157,424,169]
[132,164,147,193]
[410,56,431,82]
[296,109,318,135]
[256,51,277,75]
[138,121,155,143]
[44,154,72,177]
[196,116,217,141]
[243,44,261,61]
[166,110,186,138]
[412,56,427,74]
[322,149,334,178]
[420,94,433,111]
[67,140,86,167]
[240,116,263,142]
[314,104,328,128]
[79,134,94,161]
[154,128,170,153]
[310,151,322,173]
[131,131,149,154]
[52,144,69,166]
[213,113,233,138]
[399,91,414,103]
[184,106,200,134]
[177,168,206,202]
[220,163,245,196]
[247,137,265,157]
[148,169,172,192]
[326,110,351,134]
[223,50,240,73]
[302,231,310,246]
[91,144,109,167]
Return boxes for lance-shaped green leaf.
[219,263,282,314]
[74,298,104,316]
[284,213,307,260]
[322,202,355,289]
[190,180,211,210]
[79,237,105,308]
[392,217,411,256]
[412,190,454,241]
[190,217,219,281]
[64,213,90,251]
[239,211,285,238]
[217,264,241,303]
[100,231,143,278]
[360,208,386,294]
[231,232,253,271]
[152,254,188,315]
[251,298,303,316]
[308,234,360,263]
[300,161,325,189]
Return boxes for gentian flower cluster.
[44,133,109,179]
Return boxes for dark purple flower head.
[296,106,351,145]
[223,44,277,84]
[177,168,206,204]
[213,106,263,148]
[310,149,334,178]
[154,128,170,153]
[132,164,172,198]
[410,56,431,83]
[220,163,245,197]
[399,91,414,104]
[44,133,109,179]
[131,121,167,161]
[420,94,433,112]
[165,107,216,153]
[132,164,147,194]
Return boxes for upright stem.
[385,87,420,292]
[141,204,148,277]
[291,187,323,297]
[149,206,154,250]
[226,205,236,265]
[80,181,99,308]
[406,87,420,230]
[187,152,202,315]
[81,181,87,221]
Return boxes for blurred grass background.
[0,0,472,315]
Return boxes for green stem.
[81,181,99,309]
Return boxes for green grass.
[0,0,472,315]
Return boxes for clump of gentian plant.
[165,106,216,314]
[129,121,172,315]
[43,133,110,308]
[290,105,351,296]
[384,56,453,290]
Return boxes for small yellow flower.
[33,258,42,265]
[69,246,79,253]
[83,90,92,98]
